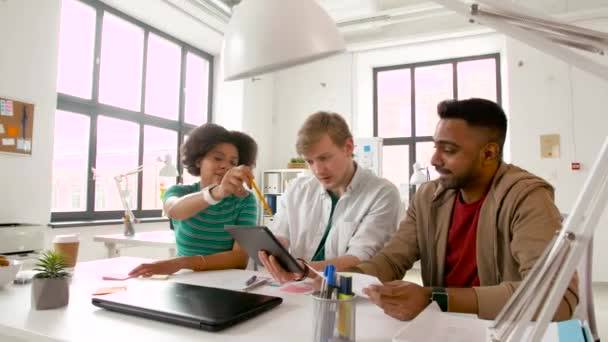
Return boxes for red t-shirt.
[443,192,487,287]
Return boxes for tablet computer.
[225,225,305,274]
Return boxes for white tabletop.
[93,230,176,247]
[0,257,406,342]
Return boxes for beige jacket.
[354,163,578,320]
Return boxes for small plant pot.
[287,162,307,169]
[31,277,70,310]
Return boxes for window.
[51,110,90,212]
[141,126,178,210]
[184,52,210,125]
[56,0,96,99]
[374,54,501,193]
[52,0,213,222]
[98,12,144,111]
[95,116,140,211]
[71,185,82,209]
[144,33,181,120]
[95,184,105,209]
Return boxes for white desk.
[0,257,406,342]
[93,231,176,258]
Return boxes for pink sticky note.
[280,283,315,294]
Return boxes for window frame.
[52,0,214,222]
[373,53,502,192]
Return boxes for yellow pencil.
[250,177,273,216]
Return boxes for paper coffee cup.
[52,234,80,268]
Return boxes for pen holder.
[312,291,356,342]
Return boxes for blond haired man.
[259,112,401,282]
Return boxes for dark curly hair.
[182,123,258,176]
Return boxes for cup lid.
[52,234,79,243]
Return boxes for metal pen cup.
[312,291,356,342]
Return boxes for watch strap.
[202,185,220,205]
[431,287,448,312]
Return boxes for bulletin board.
[0,97,34,155]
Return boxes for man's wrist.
[430,287,449,312]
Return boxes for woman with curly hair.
[128,123,258,277]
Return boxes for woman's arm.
[164,192,214,220]
[165,166,254,220]
[128,242,249,278]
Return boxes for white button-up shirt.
[270,165,401,261]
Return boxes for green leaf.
[33,250,69,279]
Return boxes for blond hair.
[296,111,353,155]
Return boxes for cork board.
[0,97,34,155]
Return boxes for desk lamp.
[410,162,430,187]
[114,154,178,236]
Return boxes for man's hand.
[128,259,183,278]
[258,250,306,284]
[363,280,431,321]
[213,165,254,200]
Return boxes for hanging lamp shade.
[222,0,347,81]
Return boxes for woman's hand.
[212,165,254,199]
[128,258,185,278]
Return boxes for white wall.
[0,0,62,225]
[241,76,276,179]
[271,53,354,168]
[505,19,608,281]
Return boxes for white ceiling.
[131,0,608,54]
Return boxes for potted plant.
[31,250,70,310]
[287,157,307,169]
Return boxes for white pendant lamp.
[222,0,347,81]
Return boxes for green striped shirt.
[163,182,258,257]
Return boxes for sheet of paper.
[0,100,13,116]
[2,138,15,146]
[393,302,492,342]
[338,272,382,299]
[0,124,4,134]
[392,302,572,342]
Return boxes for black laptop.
[92,281,282,331]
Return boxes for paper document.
[338,272,382,299]
[392,302,588,342]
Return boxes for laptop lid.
[92,281,282,331]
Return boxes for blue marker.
[324,264,336,292]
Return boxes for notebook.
[92,281,282,331]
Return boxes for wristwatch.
[431,287,448,312]
[201,185,220,205]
